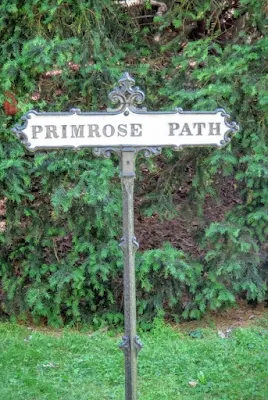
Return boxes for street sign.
[14,73,237,152]
[13,73,239,400]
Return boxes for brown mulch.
[176,299,268,332]
[135,173,241,256]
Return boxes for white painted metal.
[20,108,232,151]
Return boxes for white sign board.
[13,73,238,151]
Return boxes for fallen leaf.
[188,380,198,388]
[218,330,226,338]
[3,92,18,116]
[42,362,57,368]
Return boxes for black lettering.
[32,126,43,139]
[61,125,67,138]
[169,123,179,136]
[180,123,193,136]
[193,122,206,136]
[118,124,128,137]
[130,124,142,137]
[45,125,59,139]
[71,125,84,138]
[103,125,115,137]
[209,122,221,135]
[88,124,100,137]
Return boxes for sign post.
[13,73,238,400]
[119,148,141,400]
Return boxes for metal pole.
[119,148,142,400]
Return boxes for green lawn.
[0,320,267,399]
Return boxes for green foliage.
[148,0,268,312]
[0,148,123,325]
[0,322,268,399]
[136,244,203,324]
[0,0,267,325]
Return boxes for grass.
[0,319,268,399]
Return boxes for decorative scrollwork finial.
[12,113,32,150]
[108,72,146,113]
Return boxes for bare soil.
[176,300,268,332]
[135,170,241,256]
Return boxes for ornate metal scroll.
[13,113,32,149]
[94,73,162,160]
[218,108,239,146]
[93,146,162,159]
[108,72,146,113]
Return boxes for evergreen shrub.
[0,0,267,326]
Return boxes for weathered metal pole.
[119,148,142,400]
